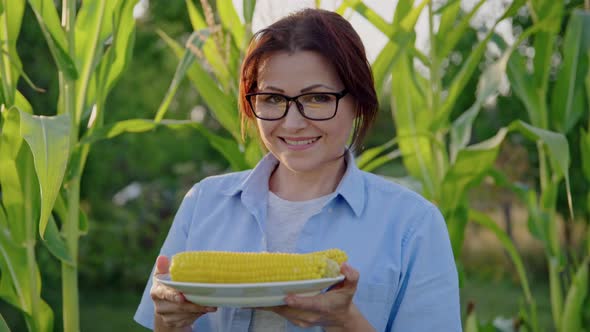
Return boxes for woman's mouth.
[280,136,321,149]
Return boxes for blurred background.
[0,0,589,331]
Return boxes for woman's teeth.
[283,137,319,145]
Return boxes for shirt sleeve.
[388,205,462,332]
[133,183,201,330]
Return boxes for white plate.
[156,274,345,308]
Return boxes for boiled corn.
[170,249,347,283]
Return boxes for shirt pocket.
[354,282,394,332]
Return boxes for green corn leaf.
[217,0,245,48]
[79,118,250,171]
[437,0,486,60]
[0,231,28,312]
[0,108,25,241]
[100,0,139,97]
[342,0,393,36]
[0,312,10,332]
[158,29,241,140]
[361,150,401,173]
[243,0,256,24]
[531,1,563,98]
[583,129,590,180]
[436,32,493,129]
[469,209,534,305]
[436,0,460,38]
[17,110,71,239]
[185,0,231,84]
[509,119,573,220]
[442,128,508,210]
[356,138,397,170]
[560,258,589,332]
[371,0,426,94]
[27,0,78,79]
[464,307,478,332]
[0,1,4,15]
[550,10,590,133]
[391,53,436,199]
[73,0,110,122]
[449,51,510,161]
[154,30,209,122]
[0,0,25,106]
[41,215,73,265]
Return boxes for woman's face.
[254,50,355,175]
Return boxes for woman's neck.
[269,155,347,201]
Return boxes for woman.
[135,8,461,332]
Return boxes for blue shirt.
[134,152,462,331]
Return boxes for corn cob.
[170,249,347,283]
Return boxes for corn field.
[0,0,589,331]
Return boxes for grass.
[0,273,555,331]
[460,273,554,331]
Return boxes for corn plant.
[337,0,587,330]
[0,0,145,330]
[494,2,590,330]
[152,0,263,170]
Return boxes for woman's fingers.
[155,255,170,275]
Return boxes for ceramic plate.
[156,274,345,308]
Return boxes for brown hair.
[238,8,378,152]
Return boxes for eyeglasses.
[245,89,348,121]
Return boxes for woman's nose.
[281,101,307,129]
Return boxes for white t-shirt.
[248,191,333,332]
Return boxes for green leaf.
[15,91,34,115]
[78,118,250,170]
[100,0,139,97]
[73,0,111,122]
[437,0,486,60]
[18,111,71,238]
[0,0,25,106]
[531,2,564,98]
[442,128,508,209]
[356,138,397,170]
[217,0,245,48]
[560,258,588,332]
[243,0,256,24]
[469,209,535,305]
[550,10,590,133]
[41,215,74,265]
[184,1,232,88]
[583,129,590,181]
[361,150,401,173]
[158,29,241,140]
[464,307,478,332]
[154,30,208,122]
[449,51,510,161]
[28,0,78,79]
[509,120,569,178]
[436,32,493,128]
[0,312,10,332]
[509,120,573,219]
[342,0,393,36]
[0,108,25,240]
[391,54,436,199]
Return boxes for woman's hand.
[150,255,217,331]
[260,263,375,331]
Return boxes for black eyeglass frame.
[245,89,348,121]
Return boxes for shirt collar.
[222,149,365,218]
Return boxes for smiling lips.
[280,136,321,148]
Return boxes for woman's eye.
[264,95,284,104]
[306,94,332,103]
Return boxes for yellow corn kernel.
[169,250,346,283]
[311,248,348,265]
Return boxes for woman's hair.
[238,8,378,152]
